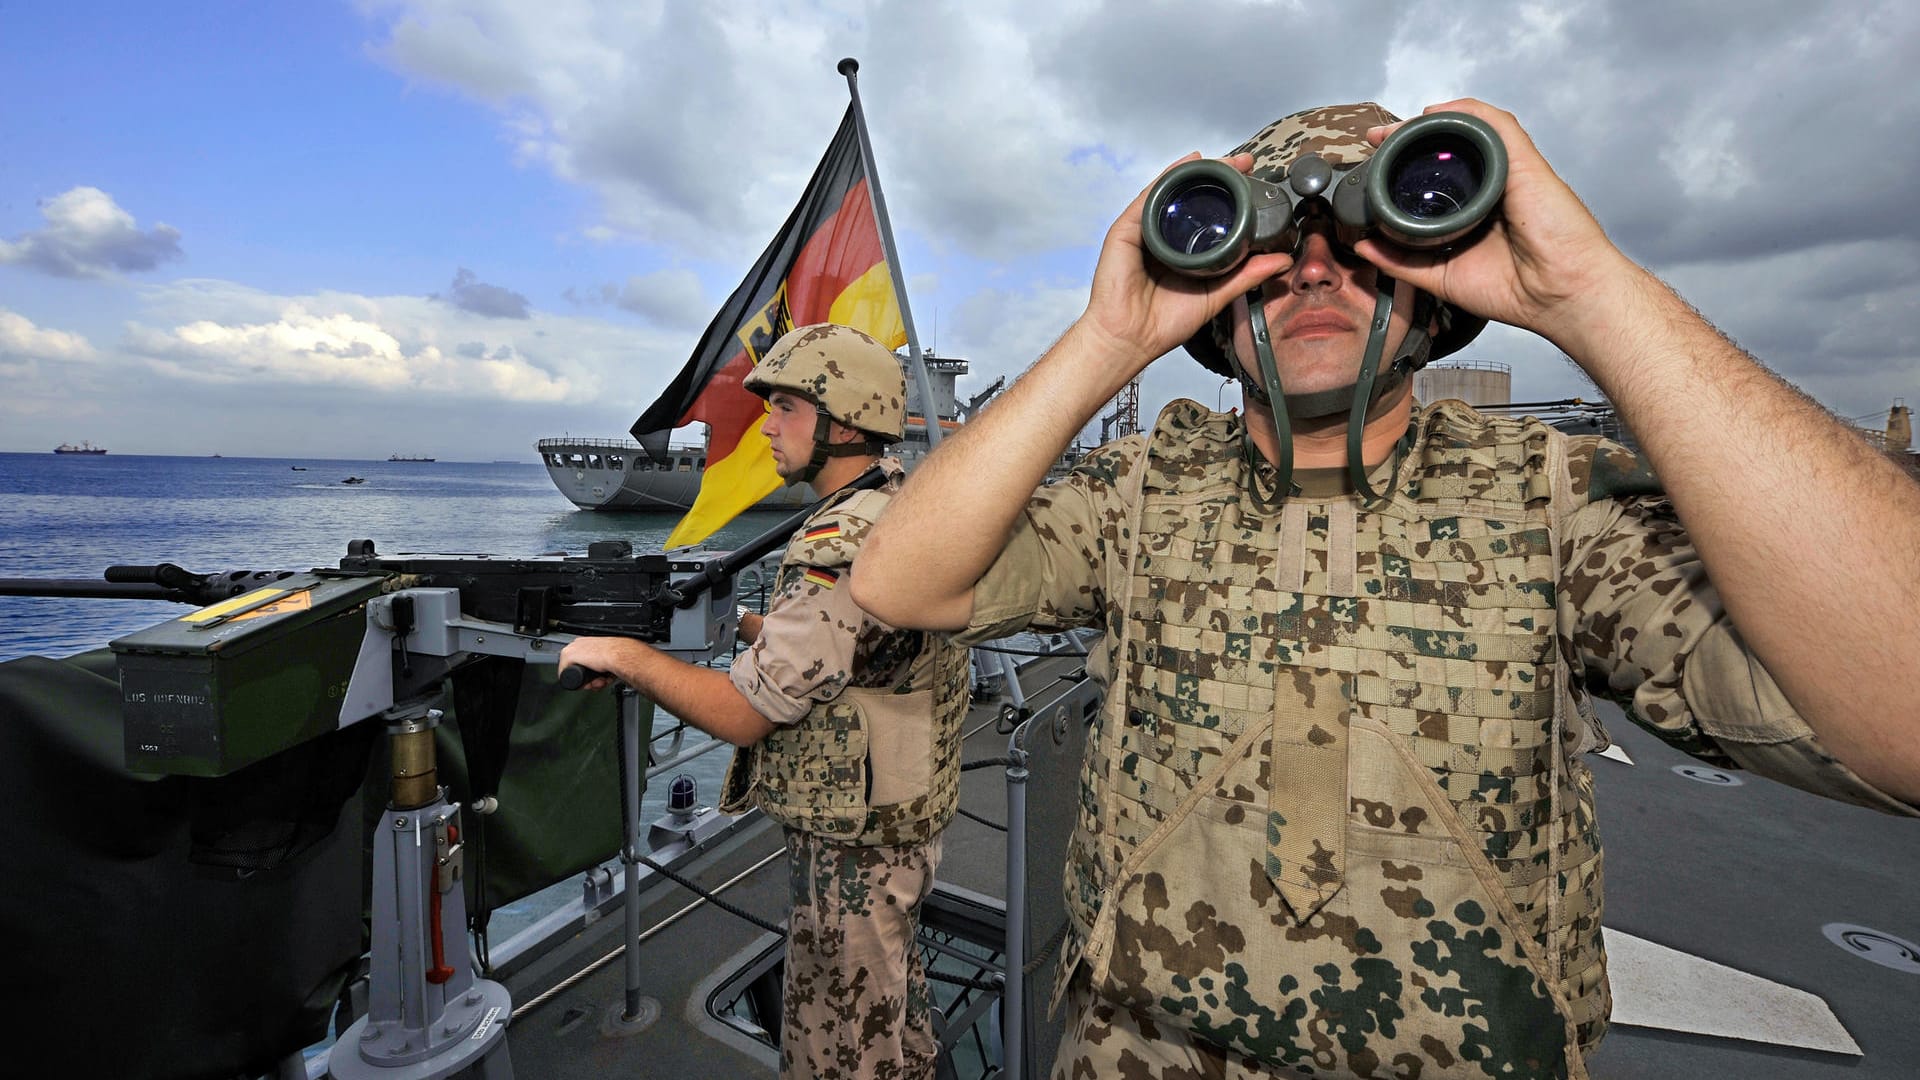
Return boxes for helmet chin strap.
[1232,278,1432,507]
[792,413,877,486]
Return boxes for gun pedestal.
[331,706,513,1080]
[613,684,651,1023]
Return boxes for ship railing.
[1424,357,1512,374]
[536,436,644,451]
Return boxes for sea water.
[0,450,783,925]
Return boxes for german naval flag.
[632,106,907,549]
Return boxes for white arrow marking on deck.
[1604,928,1861,1055]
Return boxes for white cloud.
[0,187,184,279]
[0,307,96,364]
[115,281,705,407]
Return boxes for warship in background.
[52,441,108,455]
[538,352,993,512]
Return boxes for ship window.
[679,459,693,472]
[607,455,624,469]
[587,454,601,469]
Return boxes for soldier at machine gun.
[0,420,921,1076]
[560,324,971,1080]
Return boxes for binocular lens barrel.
[1386,137,1484,219]
[1155,180,1239,257]
[1140,111,1507,276]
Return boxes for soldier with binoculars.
[853,99,1920,1079]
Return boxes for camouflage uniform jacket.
[723,460,972,847]
[961,399,1913,1078]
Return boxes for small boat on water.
[52,441,107,455]
[341,476,366,485]
[290,466,307,471]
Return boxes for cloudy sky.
[3,1,1916,461]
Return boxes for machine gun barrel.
[0,564,300,605]
[0,578,181,601]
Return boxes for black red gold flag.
[630,107,906,548]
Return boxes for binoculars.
[1141,111,1507,276]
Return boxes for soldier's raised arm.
[1363,99,1920,803]
[853,157,1289,629]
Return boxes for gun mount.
[4,539,737,777]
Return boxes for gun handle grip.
[558,664,606,691]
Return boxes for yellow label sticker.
[227,590,314,622]
[182,587,290,624]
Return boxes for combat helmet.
[744,323,906,483]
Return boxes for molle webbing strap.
[1265,668,1349,920]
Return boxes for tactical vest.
[1064,400,1607,1079]
[721,483,972,847]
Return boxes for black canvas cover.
[0,649,634,1078]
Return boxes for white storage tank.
[1415,359,1511,407]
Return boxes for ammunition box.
[110,572,389,776]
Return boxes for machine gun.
[1,462,886,777]
[0,464,887,1079]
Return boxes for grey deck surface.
[1581,700,1920,1078]
[504,815,788,1077]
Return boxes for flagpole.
[838,57,943,448]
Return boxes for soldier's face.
[761,390,820,480]
[1227,225,1420,399]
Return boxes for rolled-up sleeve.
[1560,494,1916,815]
[730,565,869,726]
[959,441,1138,645]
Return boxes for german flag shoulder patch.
[801,522,842,543]
[802,567,840,589]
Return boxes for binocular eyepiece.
[1141,111,1507,277]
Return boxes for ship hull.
[536,438,814,512]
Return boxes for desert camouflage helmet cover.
[1185,102,1487,375]
[744,323,907,443]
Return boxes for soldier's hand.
[1353,98,1644,365]
[1076,152,1293,382]
[557,638,623,691]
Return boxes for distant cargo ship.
[53,442,107,455]
[386,454,436,462]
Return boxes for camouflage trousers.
[781,829,942,1080]
[1050,973,1294,1080]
